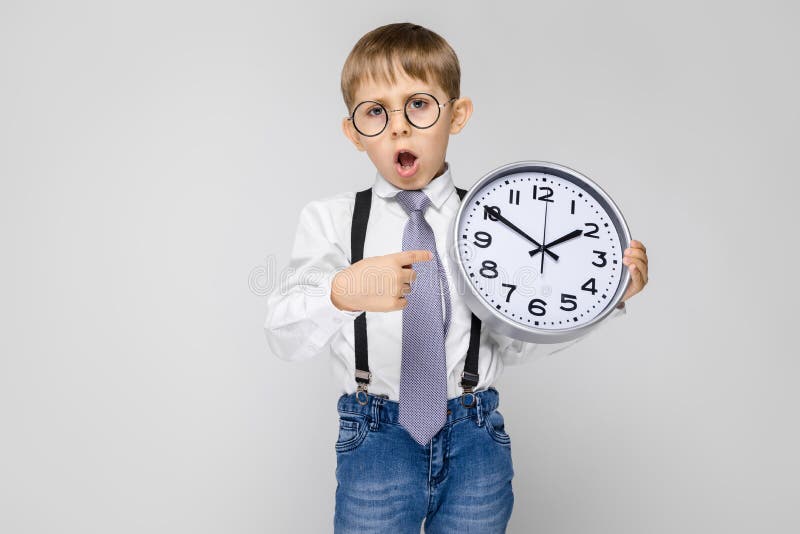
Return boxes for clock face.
[455,167,628,332]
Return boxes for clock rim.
[448,160,632,344]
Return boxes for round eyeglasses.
[347,92,457,137]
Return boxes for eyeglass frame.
[345,92,458,137]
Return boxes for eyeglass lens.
[352,93,442,136]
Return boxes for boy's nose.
[388,110,411,136]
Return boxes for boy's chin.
[395,171,435,190]
[388,177,428,191]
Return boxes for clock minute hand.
[529,229,584,258]
[483,206,559,261]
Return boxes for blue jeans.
[334,387,514,533]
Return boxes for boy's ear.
[449,97,474,135]
[341,117,366,151]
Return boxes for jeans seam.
[431,424,452,487]
[427,434,434,516]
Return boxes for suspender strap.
[349,185,482,403]
[351,188,372,393]
[455,187,482,396]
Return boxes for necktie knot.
[395,189,431,215]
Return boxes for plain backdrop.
[1,1,797,533]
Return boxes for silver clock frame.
[448,160,632,344]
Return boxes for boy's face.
[342,66,473,191]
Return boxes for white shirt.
[263,161,627,401]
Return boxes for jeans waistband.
[336,387,501,428]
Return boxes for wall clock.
[449,160,631,343]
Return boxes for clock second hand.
[540,201,547,274]
[483,205,559,261]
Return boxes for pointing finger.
[395,249,433,266]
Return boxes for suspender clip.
[460,370,479,386]
[355,369,372,383]
[460,371,479,408]
[355,370,371,405]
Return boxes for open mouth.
[396,150,417,168]
[395,149,419,177]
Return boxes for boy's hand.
[331,250,434,312]
[621,239,649,303]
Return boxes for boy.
[264,22,649,533]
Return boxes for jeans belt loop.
[475,393,485,427]
[369,396,381,431]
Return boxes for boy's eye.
[367,106,385,117]
[409,99,427,109]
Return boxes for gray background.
[1,1,797,532]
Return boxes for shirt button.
[447,409,452,415]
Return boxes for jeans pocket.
[485,409,512,446]
[335,413,369,453]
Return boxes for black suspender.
[351,189,372,395]
[350,186,482,407]
[456,186,482,404]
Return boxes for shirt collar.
[373,161,455,210]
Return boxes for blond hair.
[340,22,461,114]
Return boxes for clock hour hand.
[529,229,583,258]
[483,206,559,261]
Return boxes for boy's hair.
[341,22,461,114]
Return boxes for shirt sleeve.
[492,301,628,366]
[263,197,362,362]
